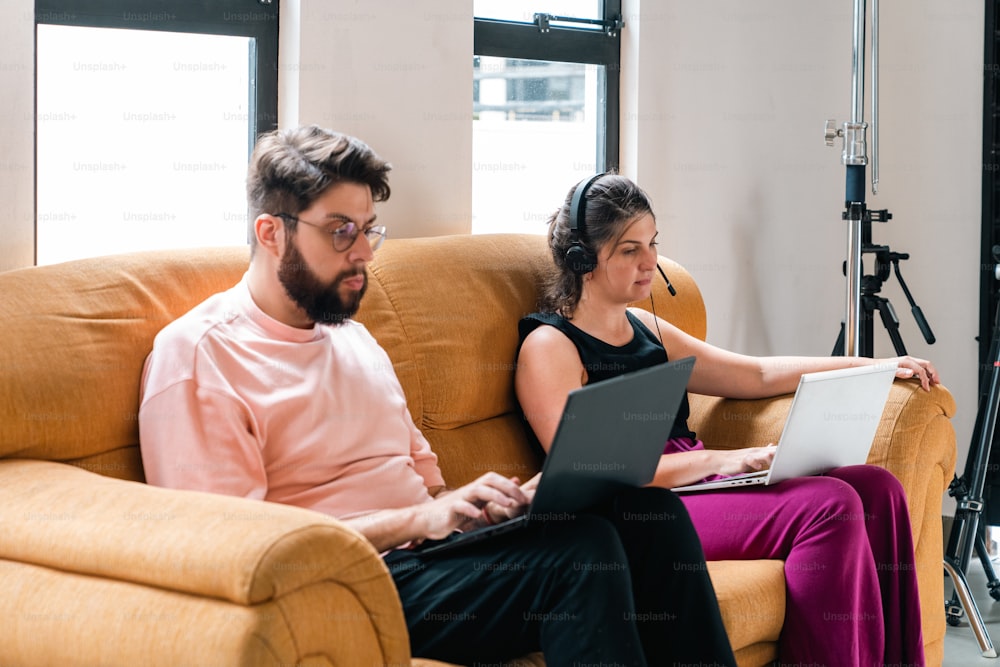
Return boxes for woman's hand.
[887,356,940,391]
[715,444,777,477]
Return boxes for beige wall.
[282,0,473,238]
[0,0,36,271]
[2,0,984,513]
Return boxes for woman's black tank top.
[517,310,696,441]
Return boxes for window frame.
[473,0,622,172]
[34,0,278,161]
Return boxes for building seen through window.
[474,58,587,122]
[471,1,620,235]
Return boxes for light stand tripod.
[824,0,876,359]
[825,0,938,361]
[831,209,936,357]
[943,251,1000,658]
[822,1,986,653]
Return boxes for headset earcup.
[565,173,603,275]
[565,243,597,275]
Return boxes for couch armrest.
[0,459,409,656]
[688,380,957,511]
[867,382,957,498]
[865,382,958,559]
[688,380,958,663]
[688,380,957,662]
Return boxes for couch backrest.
[0,247,250,480]
[0,233,706,486]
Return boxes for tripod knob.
[824,119,842,147]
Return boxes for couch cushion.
[708,559,784,654]
[356,234,554,432]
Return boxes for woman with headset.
[514,172,937,667]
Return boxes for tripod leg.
[860,294,875,358]
[975,531,1000,601]
[946,588,963,626]
[833,322,845,356]
[943,296,1000,654]
[944,558,999,657]
[947,510,980,605]
[875,297,908,356]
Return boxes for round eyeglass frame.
[275,213,386,252]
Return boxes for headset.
[564,173,677,299]
[564,173,677,348]
[564,173,604,275]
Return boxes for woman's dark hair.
[541,173,655,317]
[246,125,391,252]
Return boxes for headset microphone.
[656,264,677,297]
[649,261,677,347]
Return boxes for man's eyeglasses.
[275,213,386,252]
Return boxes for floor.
[944,553,1000,666]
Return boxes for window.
[34,0,278,265]
[472,0,622,235]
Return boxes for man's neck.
[246,260,314,329]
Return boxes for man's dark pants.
[385,487,736,667]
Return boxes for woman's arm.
[628,308,939,399]
[514,325,588,452]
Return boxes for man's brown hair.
[246,125,391,250]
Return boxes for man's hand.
[418,472,532,539]
[482,472,541,525]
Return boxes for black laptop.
[412,356,695,555]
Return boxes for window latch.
[533,13,624,37]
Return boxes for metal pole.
[872,0,880,195]
[851,0,865,124]
[843,0,869,357]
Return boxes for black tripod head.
[844,244,910,294]
[839,207,900,293]
[833,206,935,356]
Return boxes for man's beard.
[277,236,367,326]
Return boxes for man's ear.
[254,214,284,258]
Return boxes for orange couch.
[0,233,956,666]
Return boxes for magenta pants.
[674,441,924,666]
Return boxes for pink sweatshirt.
[138,275,445,519]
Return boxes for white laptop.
[670,362,897,493]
